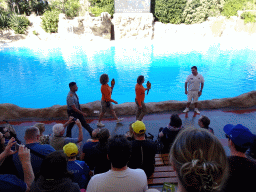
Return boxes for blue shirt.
[67,160,90,189]
[0,174,27,192]
[82,141,99,170]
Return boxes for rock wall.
[1,91,256,121]
[112,13,154,40]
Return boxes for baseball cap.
[63,143,79,157]
[223,124,254,149]
[132,121,146,134]
[52,124,64,136]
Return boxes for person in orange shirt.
[97,74,123,127]
[135,75,150,121]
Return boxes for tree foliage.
[41,9,60,33]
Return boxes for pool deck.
[1,106,256,157]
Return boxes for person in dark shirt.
[128,121,157,178]
[198,115,214,134]
[223,124,256,192]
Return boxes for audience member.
[13,127,55,180]
[198,115,214,134]
[49,117,83,150]
[87,135,148,192]
[158,114,183,153]
[63,142,91,189]
[0,122,21,144]
[30,151,80,192]
[90,128,111,174]
[97,74,123,127]
[246,134,256,160]
[222,124,256,192]
[128,121,157,178]
[80,128,100,170]
[34,123,50,144]
[0,138,35,192]
[125,123,135,141]
[170,128,228,192]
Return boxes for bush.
[50,0,80,19]
[154,0,187,24]
[41,9,60,33]
[88,0,114,17]
[222,0,246,18]
[241,12,256,24]
[9,14,30,34]
[0,10,10,30]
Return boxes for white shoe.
[183,108,189,113]
[116,118,124,123]
[194,108,200,114]
[97,122,105,127]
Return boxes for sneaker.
[183,108,189,113]
[97,122,105,127]
[194,108,200,114]
[116,118,124,123]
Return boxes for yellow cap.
[63,143,78,157]
[132,121,146,134]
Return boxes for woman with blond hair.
[170,128,228,192]
[34,123,50,144]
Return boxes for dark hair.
[107,135,131,168]
[230,139,250,153]
[169,114,182,128]
[69,82,76,88]
[98,128,110,145]
[199,116,210,128]
[100,74,109,85]
[191,66,197,70]
[39,151,72,180]
[137,75,144,84]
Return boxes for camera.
[15,143,20,151]
[73,118,77,122]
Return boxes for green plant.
[8,14,30,34]
[64,0,80,18]
[0,10,10,30]
[154,0,187,24]
[241,11,256,23]
[88,0,114,17]
[33,30,38,35]
[41,9,60,33]
[222,0,246,18]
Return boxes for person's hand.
[82,112,87,117]
[18,145,31,164]
[68,116,74,122]
[185,90,188,95]
[3,137,17,156]
[198,91,202,97]
[113,101,118,104]
[75,119,82,127]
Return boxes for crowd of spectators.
[0,114,255,192]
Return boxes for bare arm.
[71,105,87,116]
[63,116,74,128]
[0,137,16,166]
[76,119,83,143]
[185,82,188,94]
[200,83,204,92]
[18,145,35,192]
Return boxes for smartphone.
[15,143,20,151]
[73,118,77,122]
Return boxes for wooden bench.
[148,154,178,186]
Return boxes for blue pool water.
[1,42,256,108]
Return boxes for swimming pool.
[1,41,256,108]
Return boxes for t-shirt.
[185,73,204,91]
[82,141,99,170]
[49,135,78,150]
[67,91,80,110]
[86,168,148,192]
[222,156,256,192]
[128,140,157,177]
[0,174,27,192]
[67,160,90,189]
[135,83,146,106]
[13,142,55,180]
[101,84,115,102]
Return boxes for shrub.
[0,10,10,30]
[88,0,114,17]
[9,14,30,34]
[41,9,60,33]
[241,11,256,24]
[222,0,246,18]
[154,0,187,24]
[50,0,81,19]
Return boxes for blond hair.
[170,128,228,192]
[34,123,45,135]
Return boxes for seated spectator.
[80,128,100,170]
[0,121,21,144]
[49,117,83,150]
[90,128,111,174]
[128,121,157,178]
[247,134,256,160]
[34,123,50,144]
[158,114,183,153]
[125,123,135,141]
[198,115,214,134]
[86,135,148,192]
[63,142,91,189]
[13,127,55,180]
[170,128,228,192]
[0,138,35,192]
[222,124,256,192]
[30,151,80,192]
[0,132,19,176]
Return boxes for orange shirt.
[135,83,146,106]
[101,84,115,102]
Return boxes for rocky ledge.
[0,91,256,121]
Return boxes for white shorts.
[187,91,199,103]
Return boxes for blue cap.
[223,124,254,149]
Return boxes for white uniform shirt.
[185,73,204,91]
